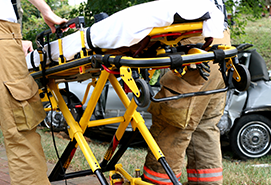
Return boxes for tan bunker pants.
[143,31,230,185]
[0,20,49,185]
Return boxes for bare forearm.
[27,0,67,33]
[28,0,51,15]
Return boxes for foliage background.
[21,0,265,48]
[21,0,150,48]
[21,0,72,48]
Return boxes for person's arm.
[28,0,67,33]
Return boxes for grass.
[1,17,271,184]
[2,127,271,184]
[222,151,271,184]
[231,16,271,69]
[37,128,148,177]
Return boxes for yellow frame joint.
[120,66,140,97]
[226,58,241,82]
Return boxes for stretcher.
[28,12,250,185]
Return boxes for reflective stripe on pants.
[187,168,223,182]
[143,165,182,185]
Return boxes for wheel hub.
[251,135,259,143]
[47,111,64,127]
[246,129,264,147]
[240,123,270,154]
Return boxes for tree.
[69,0,151,27]
[225,0,263,38]
[21,0,72,48]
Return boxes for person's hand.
[42,10,67,33]
[22,40,33,57]
[197,62,211,80]
[28,0,67,33]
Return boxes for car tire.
[42,90,84,131]
[229,114,271,160]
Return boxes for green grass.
[1,127,271,184]
[222,155,271,184]
[37,128,148,177]
[231,16,271,69]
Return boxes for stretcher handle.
[36,16,85,46]
[93,47,237,69]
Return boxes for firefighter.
[0,1,66,184]
[143,0,230,184]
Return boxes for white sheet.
[90,0,224,49]
[26,0,224,69]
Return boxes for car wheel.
[42,90,84,131]
[229,114,271,160]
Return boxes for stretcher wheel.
[233,64,251,91]
[42,90,84,131]
[134,79,150,107]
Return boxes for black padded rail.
[30,56,92,79]
[31,47,237,79]
[93,47,238,68]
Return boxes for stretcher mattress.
[26,0,224,70]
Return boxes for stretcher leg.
[47,79,109,185]
[100,98,138,168]
[108,74,182,184]
[48,140,77,181]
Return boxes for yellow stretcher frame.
[39,68,167,184]
[30,18,245,185]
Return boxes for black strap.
[86,27,94,49]
[40,50,48,87]
[36,46,48,87]
[173,12,210,23]
[59,55,65,64]
[213,49,225,64]
[30,51,39,71]
[113,55,122,69]
[11,0,19,20]
[86,27,102,54]
[46,34,58,66]
[169,54,183,69]
[171,47,177,53]
[94,12,109,23]
[102,54,112,67]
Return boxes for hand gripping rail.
[36,16,85,44]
